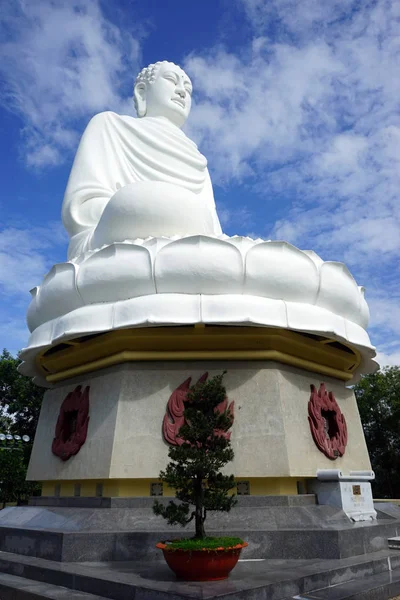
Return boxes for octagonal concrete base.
[27,360,371,489]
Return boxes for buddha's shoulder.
[86,111,135,129]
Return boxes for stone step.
[0,518,397,562]
[2,500,399,562]
[29,494,317,509]
[290,566,400,599]
[0,571,108,600]
[0,548,400,600]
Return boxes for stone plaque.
[311,479,377,521]
[340,481,376,520]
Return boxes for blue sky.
[0,0,399,366]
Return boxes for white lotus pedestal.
[26,326,372,499]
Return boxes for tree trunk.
[194,475,205,539]
[195,510,206,538]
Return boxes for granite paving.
[1,548,400,599]
[2,501,400,562]
[296,569,400,599]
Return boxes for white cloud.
[0,223,68,352]
[239,0,349,31]
[355,293,400,369]
[216,202,254,231]
[184,41,342,182]
[0,316,29,356]
[376,351,400,368]
[368,295,400,338]
[0,225,67,295]
[0,0,140,167]
[184,1,400,258]
[183,0,400,355]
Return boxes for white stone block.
[310,479,377,521]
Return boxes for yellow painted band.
[45,348,353,383]
[38,326,360,384]
[41,477,305,497]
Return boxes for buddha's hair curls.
[133,61,187,116]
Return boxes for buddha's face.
[135,63,193,128]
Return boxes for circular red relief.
[162,373,234,446]
[308,383,347,460]
[52,385,90,461]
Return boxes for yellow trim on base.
[41,479,177,498]
[41,482,55,496]
[244,478,299,496]
[38,326,361,383]
[40,478,306,498]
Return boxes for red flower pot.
[156,541,248,581]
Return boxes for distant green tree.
[0,349,44,441]
[355,366,400,498]
[0,349,44,504]
[0,444,28,508]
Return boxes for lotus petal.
[358,287,370,328]
[155,236,243,294]
[26,287,40,332]
[77,243,155,303]
[302,250,324,269]
[142,237,173,259]
[36,263,82,326]
[317,262,361,323]
[245,241,319,303]
[226,236,259,258]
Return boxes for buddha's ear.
[134,82,147,117]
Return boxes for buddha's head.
[133,61,193,128]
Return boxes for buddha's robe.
[62,111,222,260]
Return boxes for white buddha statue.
[62,61,222,260]
[21,59,376,385]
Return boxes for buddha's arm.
[201,170,222,236]
[62,112,118,240]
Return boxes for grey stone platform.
[1,496,400,563]
[2,497,400,598]
[28,494,317,509]
[1,547,400,599]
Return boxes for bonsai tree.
[153,371,237,541]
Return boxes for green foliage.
[0,349,44,441]
[154,372,237,539]
[0,349,44,504]
[355,366,400,498]
[0,445,29,507]
[162,536,244,551]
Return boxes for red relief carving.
[308,383,348,460]
[52,385,90,461]
[163,373,235,446]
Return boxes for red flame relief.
[52,385,90,461]
[162,373,235,446]
[308,383,347,460]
